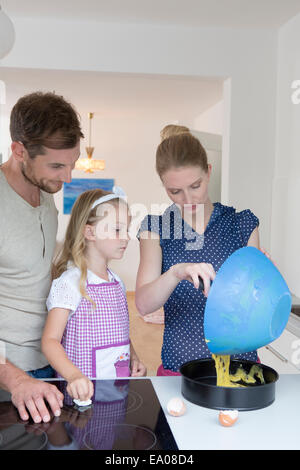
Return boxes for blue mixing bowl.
[203,247,291,355]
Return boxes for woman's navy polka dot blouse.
[138,202,259,372]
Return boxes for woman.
[135,133,260,375]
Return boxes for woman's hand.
[130,357,147,377]
[171,262,216,296]
[66,374,94,402]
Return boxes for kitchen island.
[0,375,299,450]
[151,374,300,450]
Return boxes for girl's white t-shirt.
[46,266,126,316]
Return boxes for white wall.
[0,17,278,252]
[271,12,300,296]
[193,103,223,204]
[191,130,222,204]
[194,100,223,135]
[0,68,222,290]
[0,17,279,288]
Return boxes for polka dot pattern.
[138,203,259,372]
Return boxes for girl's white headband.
[91,186,127,210]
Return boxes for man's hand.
[10,375,64,423]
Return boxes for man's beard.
[21,163,61,194]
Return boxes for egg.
[167,397,186,417]
[73,398,92,407]
[218,409,239,427]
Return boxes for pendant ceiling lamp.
[75,112,105,173]
[0,5,15,59]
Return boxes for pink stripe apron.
[61,273,130,378]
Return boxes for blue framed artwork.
[63,178,115,214]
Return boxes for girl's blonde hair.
[53,188,127,307]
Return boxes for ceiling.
[1,68,223,118]
[1,0,300,29]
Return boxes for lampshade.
[75,156,105,172]
[0,5,15,59]
[75,112,105,173]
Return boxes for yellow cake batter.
[212,354,265,388]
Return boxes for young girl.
[42,187,146,402]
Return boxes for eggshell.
[167,397,186,417]
[218,409,238,427]
[73,398,92,407]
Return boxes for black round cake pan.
[180,359,279,411]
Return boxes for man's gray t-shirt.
[0,170,58,371]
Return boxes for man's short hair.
[10,91,84,158]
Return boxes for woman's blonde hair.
[156,132,208,179]
[53,188,126,307]
[160,124,190,142]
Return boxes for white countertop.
[150,375,300,450]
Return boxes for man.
[0,91,83,423]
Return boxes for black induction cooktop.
[0,379,178,451]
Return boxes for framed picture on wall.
[63,178,115,214]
